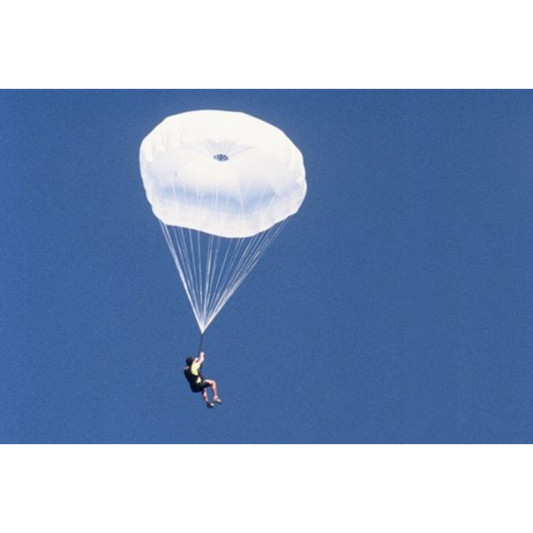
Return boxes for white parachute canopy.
[140,110,306,332]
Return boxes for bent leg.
[202,388,214,407]
[204,379,221,402]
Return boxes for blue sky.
[2,90,533,444]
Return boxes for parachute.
[139,110,306,333]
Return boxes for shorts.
[190,381,211,393]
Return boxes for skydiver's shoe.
[206,402,215,408]
[213,397,222,404]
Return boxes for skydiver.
[184,351,222,408]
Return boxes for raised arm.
[196,351,205,365]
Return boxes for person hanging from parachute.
[184,350,222,408]
[140,110,306,406]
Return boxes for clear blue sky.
[2,89,533,444]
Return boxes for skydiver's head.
[186,357,194,366]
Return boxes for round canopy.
[139,110,306,238]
